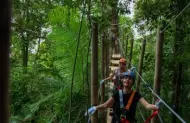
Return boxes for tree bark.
[125,35,128,58]
[0,0,11,122]
[100,32,106,123]
[101,32,105,103]
[172,0,185,122]
[106,34,110,77]
[151,28,164,123]
[111,0,119,54]
[128,38,134,69]
[136,38,146,92]
[91,22,98,123]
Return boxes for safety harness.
[119,90,159,123]
[119,90,136,123]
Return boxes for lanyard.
[119,90,136,110]
[144,110,159,123]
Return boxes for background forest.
[10,0,190,123]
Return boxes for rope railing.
[117,38,186,123]
[138,105,145,122]
[108,2,190,123]
[158,113,164,123]
[161,2,190,33]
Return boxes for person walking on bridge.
[100,58,127,91]
[86,70,159,123]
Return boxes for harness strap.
[144,110,159,123]
[125,90,136,110]
[119,90,136,123]
[119,90,136,110]
[119,90,124,109]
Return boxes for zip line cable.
[138,105,145,122]
[158,113,164,123]
[118,38,186,123]
[68,0,87,122]
[161,2,190,33]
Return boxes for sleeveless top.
[112,91,142,122]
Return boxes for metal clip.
[120,114,126,119]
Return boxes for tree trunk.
[128,38,134,69]
[34,37,41,64]
[122,33,125,57]
[22,38,29,73]
[125,35,128,58]
[136,38,146,92]
[151,28,164,123]
[106,35,110,77]
[172,0,185,122]
[22,0,30,73]
[101,32,105,103]
[91,22,98,123]
[100,32,106,123]
[0,0,11,122]
[35,26,42,64]
[111,0,119,54]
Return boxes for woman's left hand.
[155,99,162,109]
[85,106,97,116]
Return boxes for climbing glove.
[85,106,97,116]
[130,67,136,71]
[100,80,105,85]
[155,99,162,109]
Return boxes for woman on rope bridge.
[100,58,127,91]
[86,70,160,123]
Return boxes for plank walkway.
[106,54,121,123]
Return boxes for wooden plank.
[106,54,121,123]
[110,60,119,65]
[109,66,118,71]
[112,54,121,59]
[106,82,114,123]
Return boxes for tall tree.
[1,0,11,122]
[151,28,164,123]
[172,0,187,122]
[111,0,119,54]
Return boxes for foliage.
[132,0,190,122]
[11,1,91,123]
[10,0,190,122]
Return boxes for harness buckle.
[120,114,126,119]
